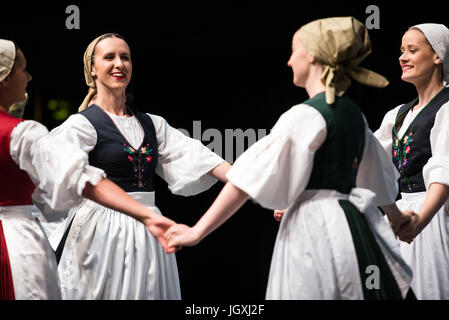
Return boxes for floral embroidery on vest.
[123,143,153,188]
[393,131,414,191]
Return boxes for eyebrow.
[400,43,419,49]
[102,51,130,56]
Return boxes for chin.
[401,74,414,83]
[109,83,128,90]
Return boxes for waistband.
[0,205,33,219]
[399,191,427,201]
[84,191,156,208]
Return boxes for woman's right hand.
[165,223,202,248]
[142,213,178,253]
[273,209,285,222]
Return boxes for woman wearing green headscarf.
[165,17,414,299]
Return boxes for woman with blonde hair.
[375,23,449,299]
[165,17,414,299]
[0,39,176,300]
[48,33,230,299]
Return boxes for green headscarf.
[299,17,389,104]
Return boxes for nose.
[26,71,32,82]
[399,51,407,64]
[114,57,125,68]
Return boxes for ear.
[0,77,10,88]
[433,52,443,65]
[307,52,316,64]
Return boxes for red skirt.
[0,220,15,300]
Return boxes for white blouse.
[226,104,400,210]
[374,101,449,190]
[48,110,224,197]
[9,120,105,210]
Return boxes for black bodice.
[392,87,449,193]
[304,93,365,194]
[80,104,158,192]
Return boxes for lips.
[111,72,126,80]
[402,65,413,72]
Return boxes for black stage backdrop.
[1,0,448,303]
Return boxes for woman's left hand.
[395,210,424,243]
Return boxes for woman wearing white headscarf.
[375,23,449,300]
[0,40,177,300]
[165,17,414,300]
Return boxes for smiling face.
[91,37,132,91]
[0,47,32,108]
[399,28,442,85]
[287,31,312,87]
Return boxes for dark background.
[1,0,448,300]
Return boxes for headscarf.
[0,39,16,82]
[78,34,107,111]
[411,23,449,86]
[298,17,389,104]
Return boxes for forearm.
[82,178,158,223]
[193,181,249,242]
[420,182,449,225]
[208,161,232,182]
[380,203,403,221]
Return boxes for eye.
[104,54,114,60]
[121,55,130,61]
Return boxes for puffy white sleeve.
[226,104,327,210]
[148,114,225,196]
[423,102,449,188]
[10,117,105,210]
[356,119,400,206]
[373,105,402,156]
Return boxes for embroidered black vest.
[392,87,449,193]
[80,104,158,192]
[304,93,365,194]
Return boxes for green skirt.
[339,200,405,300]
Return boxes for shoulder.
[277,104,325,126]
[271,104,326,137]
[49,113,96,136]
[12,119,48,136]
[382,104,405,122]
[144,113,170,132]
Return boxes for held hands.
[165,224,202,248]
[395,210,425,244]
[141,214,179,254]
[147,217,202,254]
[273,209,285,222]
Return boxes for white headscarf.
[0,39,16,82]
[412,23,449,86]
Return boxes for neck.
[413,75,444,109]
[304,65,326,98]
[95,86,128,116]
[0,103,9,113]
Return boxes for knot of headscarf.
[0,39,16,82]
[79,34,107,111]
[299,17,389,104]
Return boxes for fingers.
[273,209,285,222]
